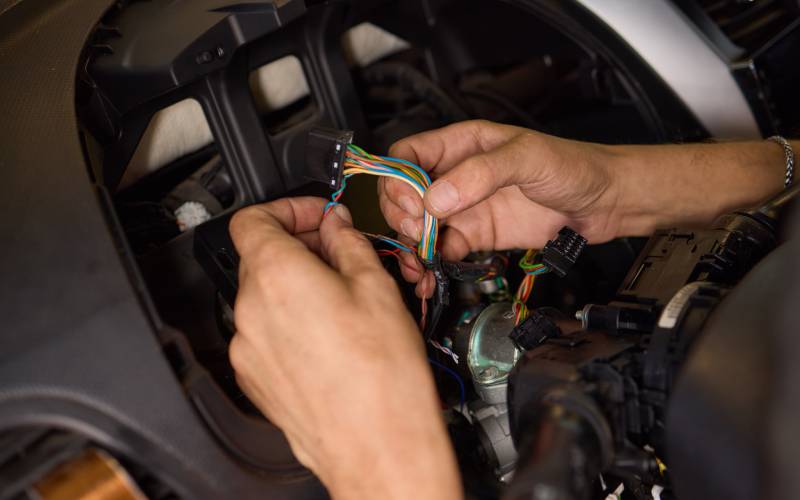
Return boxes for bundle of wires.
[512,249,549,325]
[361,232,431,331]
[324,145,439,261]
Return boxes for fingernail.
[400,218,422,240]
[426,181,459,214]
[398,195,423,217]
[332,204,352,223]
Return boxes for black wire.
[460,86,544,131]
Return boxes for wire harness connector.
[541,226,587,278]
[304,127,353,190]
[509,309,561,351]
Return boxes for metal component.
[576,0,760,138]
[477,277,501,295]
[471,402,517,478]
[466,302,521,405]
[33,449,146,500]
[767,135,795,187]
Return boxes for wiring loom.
[323,144,440,332]
[513,249,550,325]
[323,143,555,354]
[324,145,439,261]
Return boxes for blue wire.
[428,357,466,411]
[425,217,437,260]
[376,154,433,184]
[381,168,428,194]
[340,146,437,259]
[324,174,353,213]
[525,266,550,276]
[372,236,414,254]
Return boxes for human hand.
[380,120,793,294]
[379,120,622,287]
[228,197,461,500]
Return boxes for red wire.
[375,248,427,330]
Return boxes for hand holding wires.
[364,233,431,331]
[325,144,439,262]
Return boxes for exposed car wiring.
[429,338,459,365]
[513,249,550,325]
[428,357,466,412]
[324,144,439,261]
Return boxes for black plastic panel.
[0,0,323,498]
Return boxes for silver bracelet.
[767,135,795,187]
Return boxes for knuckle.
[466,155,496,187]
[228,335,248,374]
[229,205,261,237]
[383,177,406,198]
[471,118,492,130]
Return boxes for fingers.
[397,250,424,283]
[378,177,425,241]
[379,187,423,241]
[381,121,521,233]
[319,204,386,279]
[295,230,322,255]
[229,197,328,258]
[415,271,434,299]
[379,177,424,217]
[422,138,536,218]
[438,226,472,261]
[388,120,518,176]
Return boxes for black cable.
[360,62,469,123]
[460,86,544,130]
[757,182,800,221]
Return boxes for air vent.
[697,0,799,52]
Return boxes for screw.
[196,51,214,64]
[478,366,499,381]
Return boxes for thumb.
[423,140,534,218]
[319,204,386,278]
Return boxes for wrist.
[599,140,788,237]
[601,144,665,237]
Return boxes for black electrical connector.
[509,310,561,351]
[422,255,450,340]
[304,127,353,190]
[441,257,505,282]
[541,226,587,277]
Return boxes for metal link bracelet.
[767,135,795,187]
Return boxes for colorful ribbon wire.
[325,144,439,261]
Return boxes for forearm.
[603,139,794,236]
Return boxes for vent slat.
[697,0,798,52]
[716,0,777,31]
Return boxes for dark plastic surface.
[0,0,323,498]
[85,0,368,201]
[666,242,796,500]
[731,20,800,136]
[304,127,352,189]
